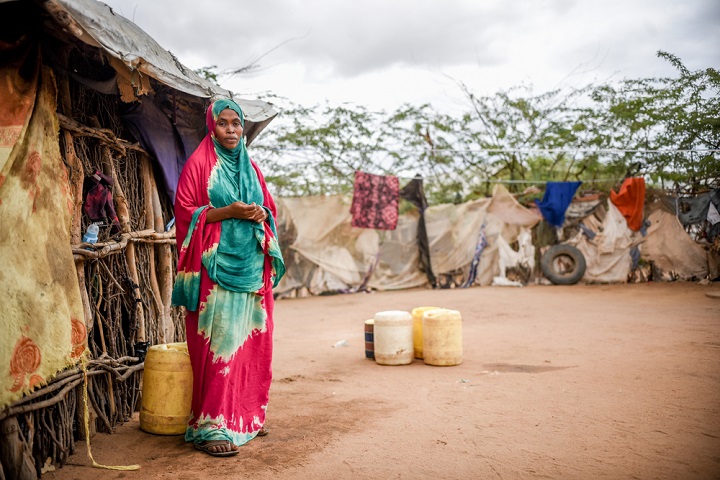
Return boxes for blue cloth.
[535,182,582,227]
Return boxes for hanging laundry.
[83,170,120,232]
[610,177,646,231]
[676,188,720,244]
[351,171,399,230]
[400,175,436,287]
[534,181,582,227]
[675,191,714,226]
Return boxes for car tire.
[541,244,586,285]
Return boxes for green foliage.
[253,98,393,197]
[251,52,718,203]
[194,65,220,85]
[590,51,720,191]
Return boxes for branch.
[224,31,311,78]
[57,113,148,157]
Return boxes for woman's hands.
[231,202,267,223]
[206,202,267,224]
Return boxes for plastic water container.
[422,309,463,366]
[373,310,413,365]
[82,223,99,243]
[364,319,374,360]
[411,306,440,359]
[140,342,193,435]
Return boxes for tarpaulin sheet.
[57,0,223,99]
[274,194,428,295]
[120,98,187,201]
[568,201,641,283]
[54,0,278,145]
[676,191,716,226]
[642,208,708,280]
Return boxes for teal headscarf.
[203,99,275,293]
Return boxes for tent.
[276,183,716,297]
[564,191,713,283]
[275,183,542,297]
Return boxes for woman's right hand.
[205,201,267,224]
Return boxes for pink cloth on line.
[350,171,399,230]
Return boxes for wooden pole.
[88,117,131,229]
[141,155,168,343]
[87,116,145,343]
[55,63,96,440]
[148,162,175,343]
[87,117,118,422]
[125,243,146,343]
[0,417,37,480]
[56,64,93,333]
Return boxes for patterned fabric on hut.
[0,60,85,409]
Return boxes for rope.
[81,351,141,471]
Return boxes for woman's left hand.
[249,203,267,223]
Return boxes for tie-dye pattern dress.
[172,100,284,448]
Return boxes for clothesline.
[259,147,720,154]
[453,178,625,184]
[393,172,627,184]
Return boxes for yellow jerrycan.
[140,342,193,435]
[411,306,440,359]
[422,309,463,366]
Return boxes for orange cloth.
[610,177,646,231]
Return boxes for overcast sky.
[102,0,719,113]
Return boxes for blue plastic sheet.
[120,99,193,202]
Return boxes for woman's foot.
[194,440,239,457]
[257,427,269,437]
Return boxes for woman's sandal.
[194,440,239,457]
[256,427,269,437]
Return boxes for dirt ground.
[47,282,720,480]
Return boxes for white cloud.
[102,0,720,112]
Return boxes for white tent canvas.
[275,184,542,296]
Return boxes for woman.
[172,99,285,457]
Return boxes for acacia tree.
[589,51,720,192]
[252,99,396,197]
[432,85,606,196]
[230,52,719,203]
[254,87,631,203]
[381,84,630,202]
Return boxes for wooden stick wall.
[2,66,186,477]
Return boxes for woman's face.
[214,108,244,149]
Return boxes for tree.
[590,51,720,192]
[252,52,718,202]
[252,99,393,197]
[194,65,220,85]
